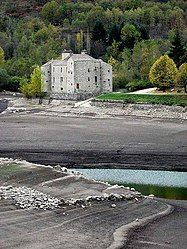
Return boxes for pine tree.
[149,55,178,91]
[169,31,186,67]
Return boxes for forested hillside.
[0,0,187,91]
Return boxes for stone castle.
[41,50,112,96]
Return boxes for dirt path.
[126,199,187,249]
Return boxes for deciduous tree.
[175,63,187,93]
[149,55,178,91]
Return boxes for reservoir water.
[74,169,187,200]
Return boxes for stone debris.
[111,204,116,208]
[0,158,143,211]
[0,185,62,210]
[0,184,142,211]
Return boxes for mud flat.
[0,113,186,171]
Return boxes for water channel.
[74,169,187,200]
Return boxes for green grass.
[109,181,187,200]
[0,163,23,175]
[96,93,187,106]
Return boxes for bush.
[5,76,24,92]
[126,80,153,92]
[0,68,10,91]
[113,74,129,90]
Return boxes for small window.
[108,69,110,73]
[61,87,63,90]
[95,76,97,83]
[60,77,63,82]
[61,67,62,72]
[46,80,48,82]
[52,86,54,88]
[88,68,90,72]
[53,67,55,72]
[48,71,50,73]
[95,67,97,70]
[77,83,79,89]
[53,77,55,82]
[71,72,72,74]
[108,79,110,81]
[88,77,90,81]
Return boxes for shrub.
[0,68,10,91]
[126,80,153,92]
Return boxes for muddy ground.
[0,113,186,171]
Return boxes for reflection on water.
[75,168,187,200]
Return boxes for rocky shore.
[1,96,186,121]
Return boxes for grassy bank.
[109,181,187,200]
[97,93,187,106]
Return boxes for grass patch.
[109,181,187,200]
[97,93,187,106]
[0,163,23,175]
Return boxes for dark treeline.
[0,0,186,91]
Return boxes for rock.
[111,204,116,208]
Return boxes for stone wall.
[50,92,96,101]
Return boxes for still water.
[74,169,187,200]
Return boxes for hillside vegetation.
[0,0,187,92]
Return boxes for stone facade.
[41,50,112,95]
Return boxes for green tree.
[0,68,10,91]
[41,0,59,24]
[121,23,141,50]
[20,66,43,98]
[175,63,187,93]
[0,46,5,67]
[169,30,186,67]
[149,55,178,91]
[76,30,84,53]
[132,40,169,80]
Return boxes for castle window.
[60,77,63,82]
[77,83,80,89]
[95,76,97,83]
[88,68,90,72]
[53,67,55,72]
[108,79,110,81]
[61,87,63,90]
[88,77,90,81]
[53,77,55,82]
[61,67,62,72]
[108,69,110,73]
[52,86,54,88]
